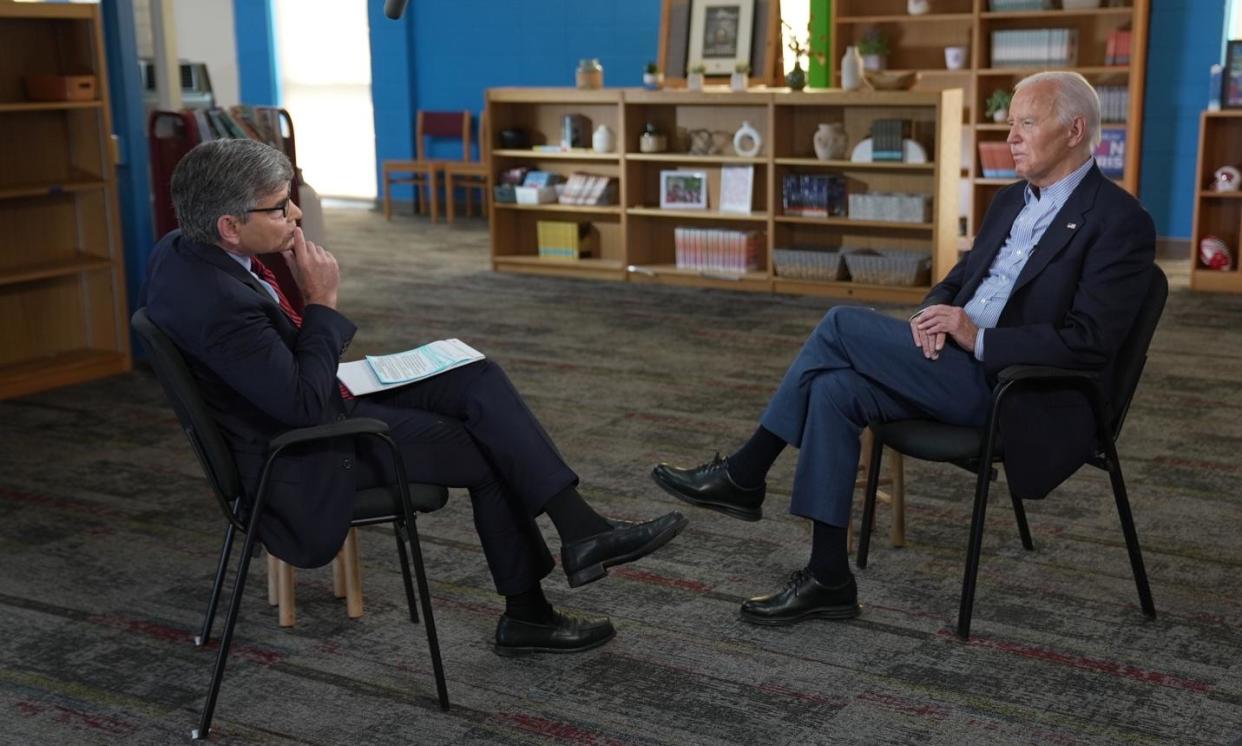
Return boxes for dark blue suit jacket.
[144,230,358,567]
[923,164,1156,499]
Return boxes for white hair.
[1014,70,1102,150]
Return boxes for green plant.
[645,61,659,74]
[985,89,1013,117]
[858,29,889,57]
[734,61,751,74]
[689,64,707,74]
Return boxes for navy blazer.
[144,230,359,567]
[923,164,1156,499]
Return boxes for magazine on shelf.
[337,339,485,396]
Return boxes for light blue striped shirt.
[224,250,281,304]
[964,156,1095,361]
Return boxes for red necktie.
[252,256,354,400]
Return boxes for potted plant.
[643,61,662,91]
[731,61,750,92]
[858,29,890,72]
[687,64,706,91]
[985,89,1012,123]
[782,21,808,91]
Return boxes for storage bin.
[773,248,849,281]
[514,185,558,204]
[988,0,1049,10]
[23,74,97,101]
[844,249,931,286]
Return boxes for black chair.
[131,309,451,740]
[857,266,1166,639]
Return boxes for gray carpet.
[2,204,1241,744]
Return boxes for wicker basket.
[773,248,848,281]
[844,249,931,286]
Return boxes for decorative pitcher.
[813,123,847,161]
[841,46,864,92]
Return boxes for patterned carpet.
[2,204,1241,744]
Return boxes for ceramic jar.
[592,124,615,153]
[576,59,603,90]
[841,46,864,92]
[639,123,666,153]
[813,123,847,161]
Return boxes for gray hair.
[170,139,293,244]
[1014,71,1102,150]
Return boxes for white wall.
[133,0,240,107]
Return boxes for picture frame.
[718,165,754,214]
[660,170,709,210]
[686,0,755,76]
[1224,40,1242,109]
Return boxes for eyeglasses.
[245,197,291,218]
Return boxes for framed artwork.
[687,0,755,75]
[660,170,709,209]
[718,165,754,214]
[1224,40,1242,109]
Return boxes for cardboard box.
[23,74,97,102]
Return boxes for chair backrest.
[415,110,471,161]
[132,308,248,531]
[1108,265,1168,439]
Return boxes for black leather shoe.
[560,512,688,588]
[493,610,616,656]
[739,569,860,626]
[651,453,764,522]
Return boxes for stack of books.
[1105,27,1132,66]
[558,172,618,206]
[870,119,906,163]
[673,228,763,273]
[782,174,847,217]
[990,29,1078,67]
[977,142,1017,179]
[536,221,595,260]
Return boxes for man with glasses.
[143,139,687,655]
[652,71,1156,626]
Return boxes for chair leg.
[1009,488,1035,550]
[1103,444,1156,618]
[383,170,392,221]
[856,432,885,569]
[277,560,295,627]
[446,174,457,224]
[191,525,261,740]
[889,451,905,548]
[404,517,449,710]
[429,170,440,224]
[331,551,346,598]
[394,523,420,624]
[196,522,236,647]
[341,527,364,619]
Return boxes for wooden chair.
[266,528,364,626]
[381,110,471,222]
[442,110,489,223]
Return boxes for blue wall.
[1139,0,1227,239]
[234,0,280,105]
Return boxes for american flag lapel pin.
[1067,222,1078,229]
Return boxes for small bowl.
[865,70,920,91]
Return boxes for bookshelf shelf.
[0,3,130,399]
[492,149,621,161]
[487,88,961,298]
[833,0,1149,245]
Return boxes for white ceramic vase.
[687,72,705,91]
[907,0,930,14]
[841,46,864,92]
[733,121,762,157]
[592,124,615,153]
[730,71,748,92]
[813,123,847,161]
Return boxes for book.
[337,339,485,395]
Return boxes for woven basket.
[773,248,848,281]
[844,249,931,286]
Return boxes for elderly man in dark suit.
[144,139,686,656]
[653,71,1156,625]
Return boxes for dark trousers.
[760,306,993,526]
[347,359,577,595]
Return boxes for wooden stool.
[848,427,905,551]
[266,527,364,627]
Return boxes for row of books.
[559,172,618,206]
[978,142,1017,179]
[990,29,1078,68]
[1105,28,1132,66]
[674,227,763,274]
[870,119,906,163]
[1098,86,1130,123]
[536,220,595,260]
[782,174,847,217]
[191,105,286,150]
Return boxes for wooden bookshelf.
[486,87,961,301]
[831,0,1150,245]
[0,3,131,399]
[1189,111,1242,294]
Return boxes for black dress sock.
[504,585,556,624]
[808,520,852,587]
[725,425,786,489]
[544,486,612,543]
